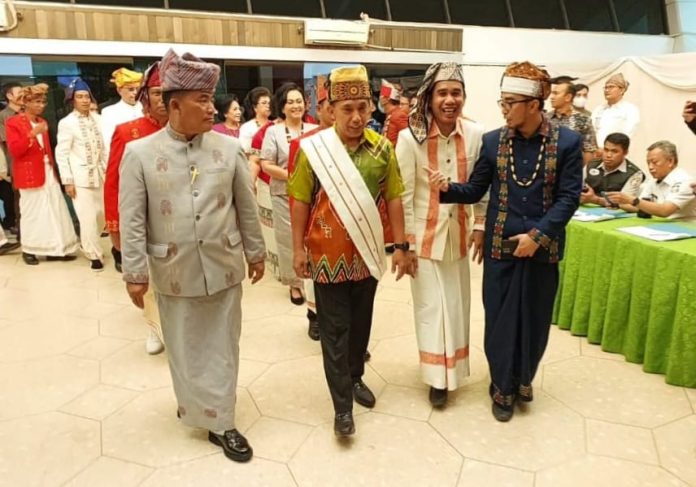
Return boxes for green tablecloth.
[553,216,696,388]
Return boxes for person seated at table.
[581,133,644,206]
[606,140,696,220]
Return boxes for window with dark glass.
[510,0,565,29]
[565,0,615,32]
[168,0,248,13]
[251,0,323,18]
[76,0,164,7]
[21,0,70,3]
[323,0,387,21]
[449,0,511,27]
[612,0,666,35]
[390,0,447,24]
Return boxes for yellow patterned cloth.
[111,67,143,88]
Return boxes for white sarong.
[257,180,280,281]
[157,285,242,432]
[19,163,79,256]
[271,193,303,289]
[72,185,105,261]
[411,238,471,390]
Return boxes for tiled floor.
[0,242,694,487]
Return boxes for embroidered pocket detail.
[204,408,218,418]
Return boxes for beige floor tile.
[543,357,692,428]
[536,454,687,487]
[60,384,139,421]
[235,387,261,433]
[245,416,313,462]
[0,412,100,487]
[457,459,534,487]
[240,316,321,362]
[68,336,132,361]
[241,284,297,322]
[0,288,42,321]
[64,457,153,487]
[372,384,433,421]
[97,279,134,306]
[249,355,385,426]
[290,412,462,486]
[580,339,627,362]
[370,300,416,340]
[237,359,271,388]
[375,284,412,304]
[370,334,428,390]
[102,388,218,468]
[101,341,172,391]
[685,388,696,411]
[99,305,151,341]
[73,301,128,320]
[0,355,98,420]
[429,381,585,471]
[0,314,98,362]
[541,326,581,365]
[141,454,296,487]
[654,415,696,486]
[586,419,658,464]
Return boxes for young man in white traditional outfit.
[289,65,413,437]
[55,78,108,271]
[120,49,265,463]
[396,62,486,407]
[591,73,640,152]
[100,67,144,160]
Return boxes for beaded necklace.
[509,137,545,187]
[285,122,304,143]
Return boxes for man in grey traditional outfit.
[119,48,265,462]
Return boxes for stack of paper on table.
[573,207,633,222]
[618,222,696,241]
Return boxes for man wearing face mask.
[573,83,591,117]
[119,49,265,462]
[426,61,583,422]
[548,76,597,165]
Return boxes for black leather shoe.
[22,252,39,265]
[111,247,123,273]
[290,288,305,306]
[352,380,376,408]
[208,429,253,462]
[0,241,20,255]
[46,255,77,261]
[307,318,320,341]
[334,412,355,437]
[429,387,448,408]
[90,259,104,272]
[363,350,371,362]
[492,401,514,422]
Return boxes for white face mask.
[573,96,588,109]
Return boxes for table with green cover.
[553,216,696,388]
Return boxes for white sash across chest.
[300,128,386,280]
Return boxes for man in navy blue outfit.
[427,61,583,422]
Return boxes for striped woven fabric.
[160,48,220,93]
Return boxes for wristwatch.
[632,197,640,207]
[393,242,410,252]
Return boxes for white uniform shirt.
[100,100,143,159]
[639,167,696,220]
[238,120,260,155]
[592,100,640,147]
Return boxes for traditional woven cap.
[137,62,162,106]
[160,48,220,93]
[408,62,465,144]
[380,79,401,102]
[21,83,49,103]
[328,65,371,103]
[315,74,328,103]
[58,76,93,101]
[606,72,629,91]
[500,61,551,100]
[111,67,143,89]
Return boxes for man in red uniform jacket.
[104,63,167,272]
[379,79,409,147]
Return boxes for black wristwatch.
[393,242,410,252]
[632,197,640,207]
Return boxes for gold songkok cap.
[500,61,551,100]
[328,65,371,103]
